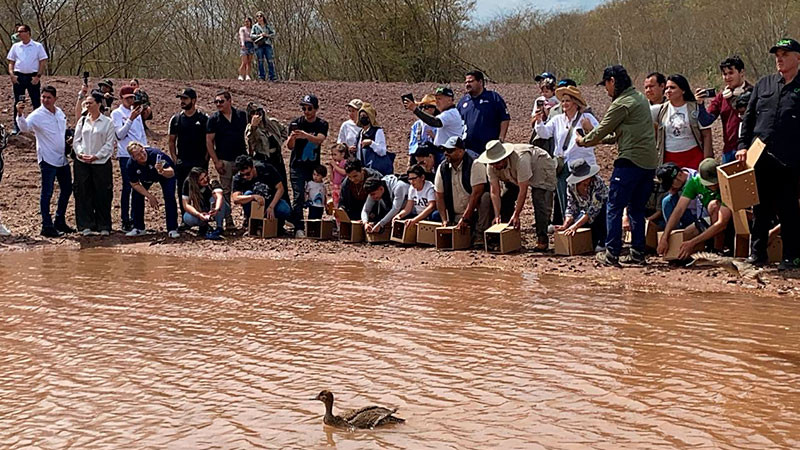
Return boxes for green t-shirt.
[681,175,721,207]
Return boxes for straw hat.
[476,140,515,164]
[555,86,587,109]
[566,158,600,185]
[417,94,436,107]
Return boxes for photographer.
[97,79,114,112]
[245,102,288,200]
[124,142,179,238]
[130,79,152,129]
[111,86,148,231]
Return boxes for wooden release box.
[391,219,417,244]
[484,223,521,254]
[416,220,440,246]
[248,217,278,238]
[645,219,661,251]
[306,219,335,240]
[554,228,594,256]
[366,224,391,243]
[768,226,782,263]
[333,208,364,243]
[435,226,471,251]
[717,138,765,211]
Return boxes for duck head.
[313,390,334,406]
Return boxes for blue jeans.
[721,150,736,164]
[118,157,132,225]
[606,165,655,256]
[242,191,292,221]
[662,192,698,229]
[39,161,72,228]
[255,45,276,81]
[183,199,230,230]
[290,167,312,230]
[132,177,178,231]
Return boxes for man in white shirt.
[16,85,75,237]
[7,24,48,135]
[111,85,147,231]
[404,86,465,147]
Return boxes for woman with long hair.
[182,167,229,240]
[237,17,255,81]
[251,11,277,81]
[651,74,712,169]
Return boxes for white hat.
[476,140,515,164]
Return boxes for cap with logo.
[300,94,319,109]
[534,72,556,82]
[434,86,454,98]
[176,87,197,99]
[441,135,465,150]
[769,38,800,54]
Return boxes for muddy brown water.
[1,249,798,449]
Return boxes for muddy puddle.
[1,249,798,449]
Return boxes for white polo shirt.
[111,104,147,158]
[16,105,67,167]
[6,40,48,74]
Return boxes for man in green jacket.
[576,65,658,267]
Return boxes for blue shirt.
[126,147,174,184]
[457,89,511,154]
[408,119,436,155]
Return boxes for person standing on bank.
[16,85,76,237]
[737,38,800,270]
[168,87,208,225]
[251,11,277,82]
[207,90,248,230]
[124,142,179,238]
[7,24,47,136]
[73,89,116,236]
[287,94,328,237]
[457,70,510,155]
[355,102,392,175]
[576,65,659,267]
[245,102,289,202]
[404,86,464,149]
[111,85,147,231]
[237,17,254,81]
[651,74,712,169]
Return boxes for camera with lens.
[133,90,146,107]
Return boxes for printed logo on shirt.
[463,102,469,108]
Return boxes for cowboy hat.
[417,94,436,106]
[477,140,515,164]
[555,86,587,109]
[566,158,600,185]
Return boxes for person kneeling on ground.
[362,175,410,234]
[657,158,732,260]
[555,159,608,252]
[434,136,492,244]
[655,162,703,229]
[478,139,557,251]
[339,158,382,220]
[182,167,230,240]
[125,142,179,238]
[232,155,294,234]
[394,165,439,225]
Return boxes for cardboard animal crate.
[717,138,765,211]
[645,220,661,251]
[484,223,521,254]
[333,208,364,243]
[416,221,440,246]
[248,217,278,238]
[435,226,471,251]
[366,225,391,244]
[391,219,417,244]
[768,226,782,263]
[657,229,685,260]
[554,228,594,256]
[306,219,335,240]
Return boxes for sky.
[472,0,608,23]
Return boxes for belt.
[13,71,38,76]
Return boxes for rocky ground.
[1,77,798,297]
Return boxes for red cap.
[119,86,135,98]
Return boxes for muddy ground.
[1,77,798,297]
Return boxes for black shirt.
[182,178,222,212]
[169,110,209,167]
[207,107,247,162]
[289,116,329,170]
[126,148,174,184]
[739,73,800,168]
[232,161,283,201]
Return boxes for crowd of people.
[4,22,800,270]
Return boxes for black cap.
[434,86,454,98]
[769,38,800,54]
[415,142,437,157]
[596,65,628,86]
[176,87,197,99]
[299,94,319,109]
[655,162,680,190]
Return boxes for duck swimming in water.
[313,390,405,429]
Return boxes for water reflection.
[0,249,798,449]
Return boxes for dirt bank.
[1,77,798,297]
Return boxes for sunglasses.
[443,147,457,153]
[214,99,226,104]
[302,106,314,112]
[422,105,436,110]
[407,176,419,182]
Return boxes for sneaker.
[245,75,251,81]
[620,248,647,266]
[99,230,110,236]
[125,228,145,237]
[594,245,606,253]
[205,228,223,241]
[168,230,180,239]
[0,223,10,236]
[745,254,768,266]
[596,250,622,268]
[55,221,76,234]
[778,257,800,272]
[81,228,98,236]
[237,75,244,81]
[40,226,63,238]
[295,229,306,238]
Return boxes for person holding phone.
[124,142,179,238]
[650,74,712,169]
[111,86,147,231]
[403,86,464,150]
[7,24,48,135]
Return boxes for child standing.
[328,144,347,208]
[306,165,328,219]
